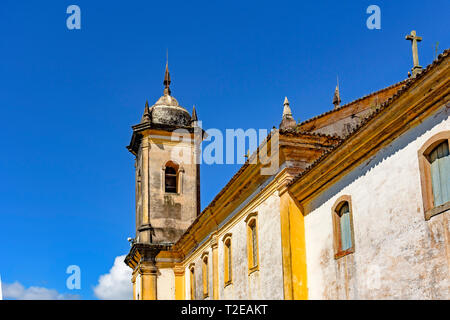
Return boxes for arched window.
[164,161,179,193]
[245,213,259,273]
[189,265,195,300]
[332,196,355,259]
[418,131,450,220]
[223,234,232,286]
[202,253,209,299]
[429,141,450,206]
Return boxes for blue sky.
[0,1,448,299]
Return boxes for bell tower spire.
[163,62,171,96]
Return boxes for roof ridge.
[279,128,343,140]
[288,48,450,187]
[298,79,409,127]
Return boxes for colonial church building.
[124,33,449,299]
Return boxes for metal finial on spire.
[163,62,171,96]
[332,77,341,109]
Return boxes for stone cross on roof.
[405,30,423,77]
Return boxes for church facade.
[124,43,450,299]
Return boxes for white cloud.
[3,282,80,300]
[93,255,132,300]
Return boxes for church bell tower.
[125,64,201,299]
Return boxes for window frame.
[163,161,180,194]
[222,233,233,287]
[245,212,259,274]
[332,195,355,260]
[189,264,195,300]
[201,252,209,299]
[418,131,450,220]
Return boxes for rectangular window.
[202,256,209,298]
[245,214,259,273]
[190,267,195,300]
[251,224,258,268]
[224,238,232,285]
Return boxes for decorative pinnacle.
[332,78,341,109]
[280,96,297,130]
[191,105,198,123]
[282,97,293,117]
[163,63,171,96]
[141,100,151,123]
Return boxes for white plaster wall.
[304,104,450,299]
[182,189,284,300]
[217,192,284,300]
[135,274,141,300]
[157,268,175,300]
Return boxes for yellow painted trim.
[222,234,233,287]
[178,169,286,269]
[174,264,185,300]
[212,242,219,300]
[279,192,308,300]
[202,253,209,298]
[174,164,285,259]
[189,264,195,300]
[141,273,157,300]
[246,213,259,273]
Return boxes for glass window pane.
[339,204,352,251]
[251,224,257,267]
[430,141,450,206]
[227,242,232,280]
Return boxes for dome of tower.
[149,94,192,127]
[142,63,193,127]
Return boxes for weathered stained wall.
[135,274,141,300]
[184,191,284,300]
[157,268,175,300]
[136,133,199,244]
[304,104,450,299]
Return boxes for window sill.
[334,247,355,260]
[425,201,450,220]
[164,192,180,196]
